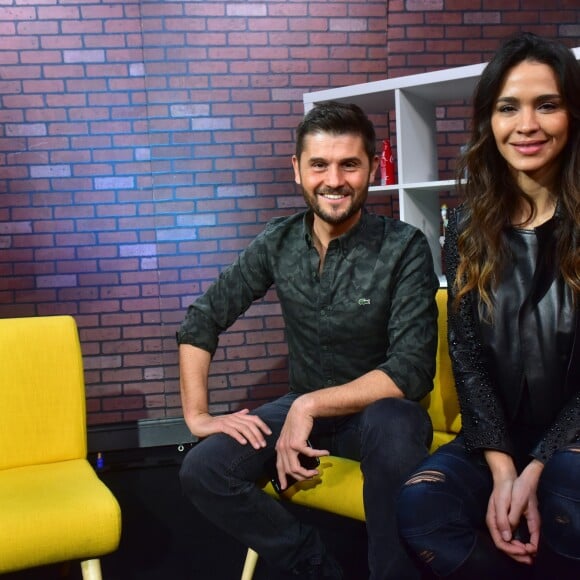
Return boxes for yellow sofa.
[241,288,461,579]
[0,315,122,580]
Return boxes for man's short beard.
[303,185,368,225]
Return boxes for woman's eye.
[497,104,517,113]
[538,102,558,112]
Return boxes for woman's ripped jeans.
[396,436,580,578]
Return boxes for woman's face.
[491,60,569,186]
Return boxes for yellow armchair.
[241,288,460,579]
[0,315,122,580]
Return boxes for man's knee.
[361,398,432,449]
[363,397,424,428]
[179,440,209,493]
[179,435,231,498]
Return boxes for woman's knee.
[539,444,580,558]
[397,470,443,529]
[397,466,459,528]
[396,468,473,574]
[541,445,580,490]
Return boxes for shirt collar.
[303,209,369,254]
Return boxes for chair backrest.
[421,289,461,437]
[0,315,87,470]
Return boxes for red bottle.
[380,139,395,186]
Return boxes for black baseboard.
[87,417,197,454]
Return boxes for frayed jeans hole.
[404,470,445,486]
[419,549,435,564]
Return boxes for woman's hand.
[486,477,534,564]
[509,460,543,556]
[189,409,272,449]
[485,451,543,564]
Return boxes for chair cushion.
[262,456,365,521]
[0,459,121,573]
[421,289,461,438]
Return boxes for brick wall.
[1,1,578,427]
[387,0,580,181]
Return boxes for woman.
[397,33,579,579]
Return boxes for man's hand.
[190,409,272,449]
[179,345,272,449]
[274,395,328,491]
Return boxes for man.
[177,102,438,579]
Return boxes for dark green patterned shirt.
[177,210,439,401]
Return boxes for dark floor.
[5,445,369,580]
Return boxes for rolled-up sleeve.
[376,229,439,401]
[177,229,274,355]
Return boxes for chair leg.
[241,548,259,580]
[80,559,102,580]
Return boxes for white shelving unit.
[303,47,580,281]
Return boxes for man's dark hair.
[295,101,376,161]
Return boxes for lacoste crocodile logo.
[358,298,371,306]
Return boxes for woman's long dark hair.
[454,32,580,311]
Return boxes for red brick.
[102,395,145,412]
[464,12,501,25]
[0,7,36,20]
[185,4,225,17]
[62,21,105,35]
[35,274,77,288]
[81,4,124,20]
[37,6,80,20]
[18,21,58,35]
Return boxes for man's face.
[292,132,379,230]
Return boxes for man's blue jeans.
[179,392,432,579]
[396,436,580,578]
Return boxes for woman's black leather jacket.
[444,206,579,463]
